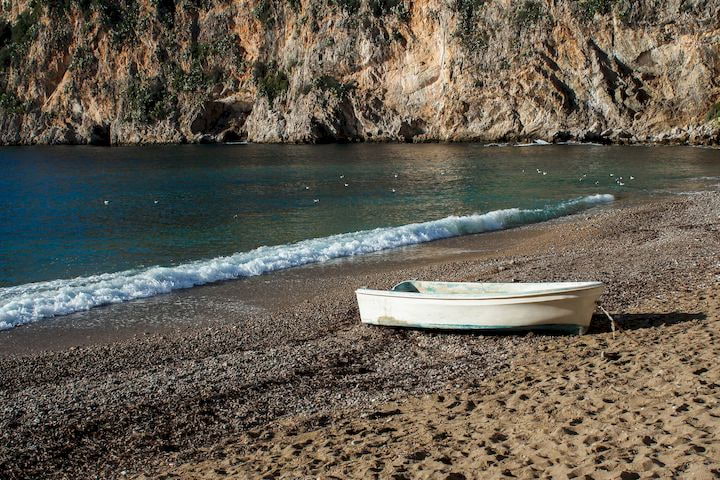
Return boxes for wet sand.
[1,192,719,479]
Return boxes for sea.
[1,143,719,330]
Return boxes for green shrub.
[48,23,73,50]
[0,5,41,69]
[96,1,139,45]
[124,77,176,124]
[0,20,9,68]
[253,0,274,26]
[11,6,41,46]
[0,48,10,68]
[31,0,114,20]
[0,20,10,50]
[252,61,289,103]
[70,45,96,71]
[162,31,243,94]
[152,0,176,28]
[314,75,355,97]
[514,0,543,28]
[578,0,614,21]
[167,61,209,92]
[454,0,487,50]
[192,33,244,69]
[708,102,720,123]
[332,0,410,19]
[27,0,63,16]
[0,91,26,114]
[455,0,484,30]
[332,0,361,14]
[180,0,211,11]
[370,0,408,20]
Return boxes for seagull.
[305,186,309,190]
[103,200,110,205]
[340,175,344,179]
[392,188,396,193]
[595,181,599,185]
[344,183,349,187]
[610,173,615,177]
[542,171,547,176]
[153,200,158,204]
[313,199,319,203]
[630,176,635,180]
[394,174,398,178]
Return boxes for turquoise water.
[0,144,718,327]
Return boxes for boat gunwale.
[356,281,604,300]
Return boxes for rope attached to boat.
[597,304,616,338]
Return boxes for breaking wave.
[0,194,614,329]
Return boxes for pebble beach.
[1,191,719,479]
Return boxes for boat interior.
[391,280,603,296]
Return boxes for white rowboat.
[356,281,604,335]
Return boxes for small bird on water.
[103,200,110,205]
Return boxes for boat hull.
[356,283,604,335]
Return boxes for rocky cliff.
[0,0,719,145]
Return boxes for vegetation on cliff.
[709,102,720,123]
[0,0,718,144]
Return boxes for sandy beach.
[1,191,719,479]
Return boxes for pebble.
[2,192,718,479]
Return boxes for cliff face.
[0,0,719,145]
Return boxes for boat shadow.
[587,311,707,334]
[374,312,707,337]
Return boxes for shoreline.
[1,191,719,479]
[0,195,622,357]
[1,139,719,149]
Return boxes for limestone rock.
[0,0,718,145]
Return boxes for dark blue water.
[1,144,718,288]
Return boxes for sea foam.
[0,194,614,329]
